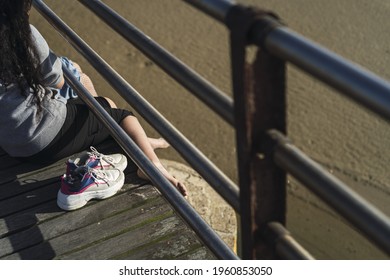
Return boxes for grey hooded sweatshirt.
[0,25,67,157]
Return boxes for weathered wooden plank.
[4,200,172,260]
[0,182,59,219]
[0,185,160,257]
[115,230,208,260]
[0,213,40,238]
[0,156,66,185]
[177,247,217,260]
[0,173,145,237]
[3,200,172,260]
[58,215,187,260]
[0,156,65,191]
[0,201,63,238]
[0,175,60,201]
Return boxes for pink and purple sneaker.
[57,166,125,211]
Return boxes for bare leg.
[120,116,188,198]
[80,72,117,108]
[80,73,98,97]
[72,62,99,98]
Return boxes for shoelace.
[81,166,109,183]
[88,146,116,168]
[65,166,109,185]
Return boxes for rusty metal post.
[226,5,286,259]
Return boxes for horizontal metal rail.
[33,0,240,212]
[265,130,390,256]
[80,0,234,126]
[265,222,314,260]
[259,27,390,122]
[184,0,390,122]
[61,66,238,259]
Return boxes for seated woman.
[0,0,187,209]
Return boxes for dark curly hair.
[0,0,43,108]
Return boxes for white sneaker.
[57,166,125,211]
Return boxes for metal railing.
[187,0,390,259]
[33,0,238,260]
[33,0,390,259]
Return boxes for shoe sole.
[57,171,125,211]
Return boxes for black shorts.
[23,97,133,162]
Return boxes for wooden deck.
[0,143,215,260]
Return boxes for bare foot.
[148,137,170,150]
[137,162,188,198]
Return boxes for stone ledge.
[161,159,237,251]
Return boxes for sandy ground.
[30,0,390,259]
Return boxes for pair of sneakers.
[57,147,128,211]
